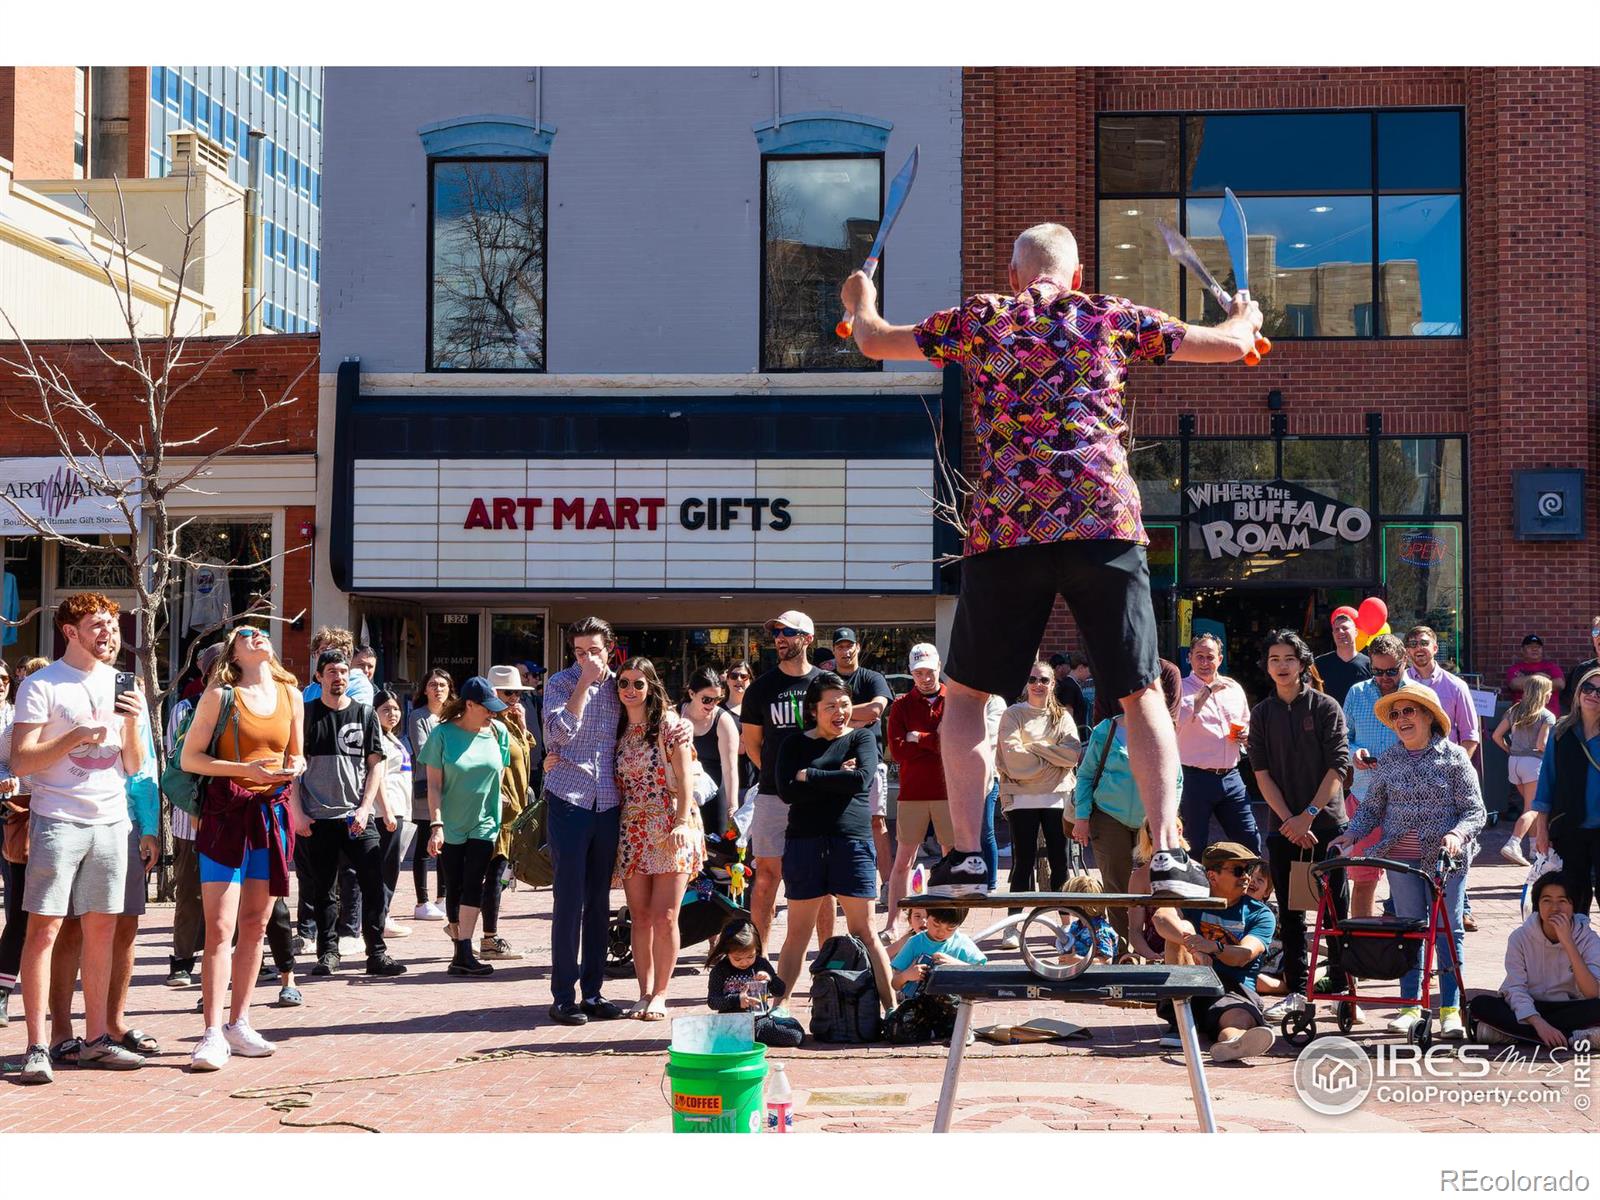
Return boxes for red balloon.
[1356,597,1388,635]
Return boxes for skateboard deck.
[916,890,1225,910]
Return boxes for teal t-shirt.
[890,930,987,998]
[415,720,510,845]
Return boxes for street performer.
[841,222,1264,898]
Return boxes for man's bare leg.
[1121,685,1182,850]
[938,681,991,851]
[49,916,82,1045]
[750,857,782,950]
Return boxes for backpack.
[883,992,959,1045]
[159,687,237,818]
[808,935,881,1044]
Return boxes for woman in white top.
[996,661,1082,916]
[373,690,413,939]
[1491,673,1556,867]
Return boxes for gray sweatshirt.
[1500,912,1600,1021]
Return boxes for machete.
[1156,217,1271,367]
[836,145,919,339]
[1219,188,1272,365]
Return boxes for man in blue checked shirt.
[1342,632,1406,918]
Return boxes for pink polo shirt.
[1177,673,1250,769]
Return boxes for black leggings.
[0,858,28,989]
[1007,808,1067,897]
[480,854,508,934]
[439,838,495,922]
[412,819,444,905]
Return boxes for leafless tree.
[0,179,309,894]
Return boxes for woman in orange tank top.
[179,625,306,1072]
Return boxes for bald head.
[1011,224,1081,288]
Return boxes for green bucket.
[665,1044,768,1134]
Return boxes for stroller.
[606,800,756,976]
[1283,851,1467,1050]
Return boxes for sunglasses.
[1214,864,1252,878]
[235,628,269,643]
[1027,675,1052,684]
[1371,667,1402,677]
[726,673,749,682]
[1389,705,1422,719]
[696,696,717,706]
[618,678,647,692]
[772,627,803,638]
[1580,682,1600,699]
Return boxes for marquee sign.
[349,457,935,591]
[1186,479,1372,560]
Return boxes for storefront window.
[489,613,547,679]
[426,612,481,684]
[56,536,135,591]
[1378,438,1464,515]
[169,519,273,676]
[1098,200,1180,317]
[1,537,43,665]
[1383,523,1464,666]
[1186,439,1274,490]
[1130,439,1181,516]
[1281,438,1368,506]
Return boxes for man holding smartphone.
[296,650,403,978]
[9,593,148,1083]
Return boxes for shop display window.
[1383,522,1464,667]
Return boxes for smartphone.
[114,671,136,699]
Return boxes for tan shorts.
[895,799,955,850]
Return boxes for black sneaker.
[1148,848,1210,899]
[366,954,408,977]
[926,849,990,897]
[164,961,194,988]
[447,942,494,977]
[310,952,340,976]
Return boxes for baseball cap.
[459,675,510,712]
[1522,634,1543,646]
[197,643,225,673]
[908,643,940,672]
[1202,842,1265,869]
[522,660,546,677]
[764,611,815,637]
[1331,606,1360,626]
[832,627,858,645]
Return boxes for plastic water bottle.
[766,1062,793,1132]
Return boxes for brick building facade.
[0,334,319,681]
[958,67,1598,695]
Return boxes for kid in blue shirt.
[890,908,987,999]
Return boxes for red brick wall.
[960,67,1599,677]
[126,68,150,179]
[0,66,78,179]
[0,335,320,678]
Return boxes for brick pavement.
[1,824,1594,1134]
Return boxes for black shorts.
[944,540,1160,706]
[781,835,877,902]
[1158,983,1264,1039]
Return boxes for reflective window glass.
[1378,194,1462,335]
[1382,523,1464,664]
[1098,200,1180,316]
[1129,438,1181,516]
[1282,438,1368,506]
[1098,116,1180,193]
[1378,439,1464,515]
[1378,111,1462,192]
[1186,114,1371,193]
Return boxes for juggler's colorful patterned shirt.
[913,278,1186,556]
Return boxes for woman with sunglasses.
[996,660,1081,945]
[1533,666,1600,918]
[181,625,306,1071]
[721,660,758,800]
[1331,682,1485,1040]
[612,657,703,1021]
[407,669,453,921]
[419,677,512,978]
[680,667,741,836]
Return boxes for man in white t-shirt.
[10,592,148,1083]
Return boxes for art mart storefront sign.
[1186,479,1372,560]
[349,457,935,592]
[0,457,140,536]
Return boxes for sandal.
[49,1036,83,1065]
[278,985,304,1007]
[119,1029,160,1054]
[641,1000,669,1022]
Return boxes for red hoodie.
[888,684,946,803]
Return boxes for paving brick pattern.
[1,827,1595,1134]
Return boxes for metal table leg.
[932,999,976,1133]
[1172,999,1218,1133]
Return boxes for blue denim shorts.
[781,834,877,901]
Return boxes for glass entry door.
[426,611,481,684]
[490,613,548,674]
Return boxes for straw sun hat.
[1374,682,1452,739]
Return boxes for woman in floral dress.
[612,657,703,1020]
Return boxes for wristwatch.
[1305,803,1322,819]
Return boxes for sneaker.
[999,929,1020,950]
[448,942,495,977]
[1264,994,1306,1020]
[337,936,365,959]
[926,849,989,897]
[1439,1008,1465,1039]
[290,935,307,957]
[17,1044,53,1085]
[414,900,447,921]
[383,919,412,939]
[366,954,408,977]
[1211,1024,1275,1063]
[1148,848,1210,899]
[311,952,340,976]
[1569,1027,1599,1050]
[223,1019,276,1058]
[479,935,523,961]
[1476,1022,1515,1045]
[0,985,10,1028]
[190,1027,231,1072]
[165,960,194,988]
[79,1035,145,1070]
[1387,1006,1423,1035]
[1500,841,1531,867]
[1158,1030,1184,1050]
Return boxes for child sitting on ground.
[705,917,804,1047]
[889,907,987,1000]
[885,903,929,961]
[1055,875,1119,966]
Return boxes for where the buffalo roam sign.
[1186,479,1372,560]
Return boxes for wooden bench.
[922,962,1226,1132]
